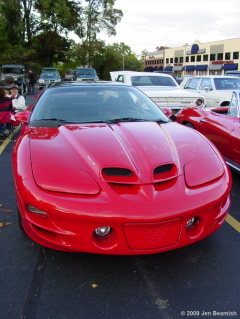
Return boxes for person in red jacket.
[0,86,14,133]
[0,86,13,112]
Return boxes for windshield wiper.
[39,118,77,124]
[42,118,73,122]
[155,119,170,123]
[105,117,147,124]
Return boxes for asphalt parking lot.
[0,94,239,319]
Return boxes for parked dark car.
[0,64,28,94]
[154,71,182,84]
[37,69,61,89]
[64,70,75,81]
[73,68,99,81]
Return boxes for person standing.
[8,84,26,112]
[28,70,36,95]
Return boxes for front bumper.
[15,170,231,255]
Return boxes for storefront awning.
[222,63,238,70]
[195,65,208,70]
[173,66,183,71]
[185,65,195,71]
[164,66,173,71]
[208,64,223,71]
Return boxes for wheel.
[185,122,195,129]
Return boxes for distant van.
[225,70,240,77]
[74,68,99,81]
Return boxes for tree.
[0,0,24,45]
[31,30,71,66]
[34,0,82,34]
[75,0,123,66]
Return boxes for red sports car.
[13,82,232,254]
[175,90,240,174]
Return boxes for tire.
[185,122,195,129]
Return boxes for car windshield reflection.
[30,85,170,127]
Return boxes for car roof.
[111,71,173,78]
[186,75,239,78]
[2,64,25,68]
[47,81,130,89]
[76,67,95,70]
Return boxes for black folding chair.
[0,111,20,140]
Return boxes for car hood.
[138,86,203,98]
[29,122,220,190]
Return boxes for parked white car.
[180,75,240,108]
[110,71,206,112]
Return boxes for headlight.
[184,155,224,187]
[38,79,44,83]
[32,165,100,194]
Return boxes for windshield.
[214,78,240,90]
[2,68,23,74]
[30,85,170,127]
[76,69,96,76]
[130,76,177,87]
[40,72,59,79]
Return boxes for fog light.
[186,218,195,228]
[27,205,47,215]
[94,226,111,237]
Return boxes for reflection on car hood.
[29,122,217,184]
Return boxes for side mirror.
[204,87,211,92]
[161,107,173,118]
[15,111,31,124]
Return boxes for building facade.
[144,37,240,77]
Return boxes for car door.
[228,93,240,165]
[229,120,240,165]
[197,78,217,108]
[196,96,239,163]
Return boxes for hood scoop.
[102,167,133,177]
[153,163,178,183]
[101,167,139,184]
[101,164,178,184]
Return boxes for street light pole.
[122,55,125,71]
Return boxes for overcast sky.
[98,0,240,55]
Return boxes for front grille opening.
[154,164,173,175]
[103,168,133,177]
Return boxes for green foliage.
[76,0,123,66]
[0,0,144,77]
[31,31,71,66]
[0,45,36,66]
[34,0,82,33]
